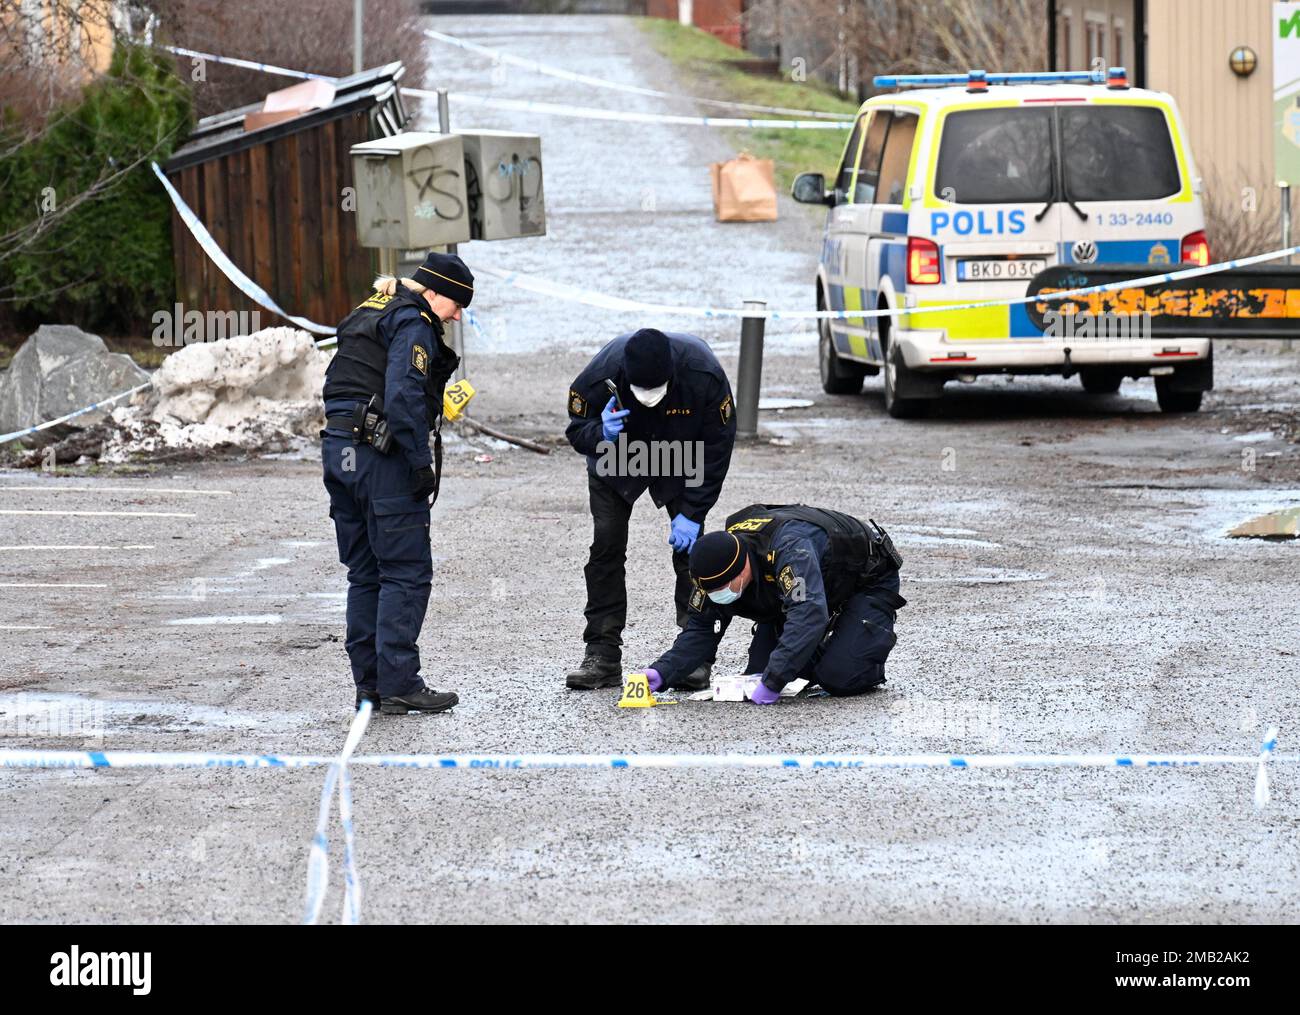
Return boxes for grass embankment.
[637,18,860,191]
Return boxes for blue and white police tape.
[0,749,332,768]
[475,241,1300,321]
[338,765,362,925]
[404,86,851,130]
[0,383,151,446]
[303,698,372,926]
[1256,726,1278,809]
[150,162,336,338]
[2,739,1290,779]
[421,27,854,121]
[153,140,1300,336]
[152,44,850,130]
[156,44,333,81]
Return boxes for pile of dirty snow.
[100,327,329,463]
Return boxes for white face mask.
[630,382,669,407]
[708,584,741,605]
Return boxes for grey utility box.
[456,130,546,240]
[350,132,470,249]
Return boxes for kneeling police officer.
[642,504,906,703]
[320,252,471,714]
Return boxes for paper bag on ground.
[710,153,778,222]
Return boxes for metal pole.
[1282,183,1292,263]
[1284,184,1294,350]
[735,299,766,437]
[436,88,465,381]
[353,0,363,75]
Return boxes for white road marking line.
[0,510,196,518]
[165,615,283,626]
[0,625,53,630]
[0,582,109,589]
[0,486,232,495]
[0,544,155,551]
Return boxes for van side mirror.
[793,172,832,206]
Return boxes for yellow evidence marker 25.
[443,379,476,422]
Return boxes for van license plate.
[957,259,1046,281]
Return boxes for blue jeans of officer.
[321,432,431,698]
[746,569,904,696]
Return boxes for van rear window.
[935,108,1054,204]
[935,104,1183,206]
[1060,105,1181,201]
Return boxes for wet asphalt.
[0,15,1298,924]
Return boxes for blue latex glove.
[750,679,780,705]
[668,513,700,552]
[601,397,630,442]
[645,668,664,692]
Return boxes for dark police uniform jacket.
[322,287,459,473]
[565,331,737,522]
[651,504,903,689]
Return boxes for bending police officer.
[565,327,738,691]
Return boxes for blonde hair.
[373,275,427,297]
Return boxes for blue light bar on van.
[873,69,1119,88]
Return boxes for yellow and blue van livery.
[793,69,1213,416]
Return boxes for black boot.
[381,684,459,715]
[565,651,622,690]
[355,688,381,712]
[671,663,711,692]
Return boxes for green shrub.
[0,44,192,336]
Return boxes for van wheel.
[883,339,928,419]
[818,297,864,395]
[1079,368,1122,394]
[1155,377,1203,413]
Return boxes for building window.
[1086,11,1108,71]
[1113,18,1126,71]
[1059,12,1073,69]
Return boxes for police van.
[793,68,1212,417]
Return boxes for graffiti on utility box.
[457,130,546,241]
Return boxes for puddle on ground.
[908,567,1050,585]
[1233,431,1277,444]
[0,692,312,736]
[894,525,980,537]
[165,615,283,626]
[895,534,1002,549]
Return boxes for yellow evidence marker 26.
[617,673,655,708]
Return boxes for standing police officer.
[565,328,737,691]
[321,252,472,714]
[642,504,906,702]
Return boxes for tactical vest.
[323,287,459,424]
[724,503,897,611]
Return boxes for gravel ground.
[0,15,1298,924]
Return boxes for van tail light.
[908,236,942,284]
[1180,230,1210,267]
